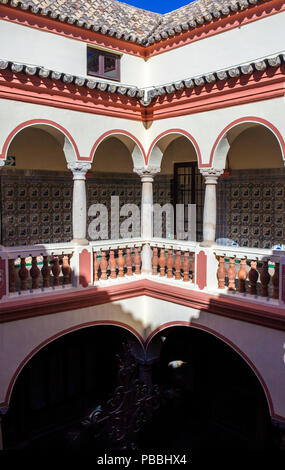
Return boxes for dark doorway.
[2,326,142,450]
[140,327,275,450]
[173,162,204,241]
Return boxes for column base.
[71,238,89,246]
[200,240,215,247]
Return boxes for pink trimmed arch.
[145,320,277,420]
[146,128,202,167]
[209,116,285,168]
[0,320,144,408]
[0,118,81,161]
[88,129,147,164]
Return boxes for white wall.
[0,98,146,160]
[145,12,285,86]
[0,20,146,87]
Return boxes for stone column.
[200,169,223,246]
[134,166,160,273]
[68,162,91,245]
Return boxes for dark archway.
[139,326,276,451]
[2,325,143,450]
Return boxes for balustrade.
[150,241,195,283]
[216,250,280,301]
[7,250,73,294]
[92,244,142,282]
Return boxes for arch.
[1,320,144,408]
[145,321,275,419]
[147,129,202,168]
[88,129,146,167]
[210,117,285,169]
[0,119,80,163]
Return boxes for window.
[87,46,121,81]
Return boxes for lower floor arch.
[1,322,281,450]
[142,325,278,450]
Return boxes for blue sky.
[122,0,193,14]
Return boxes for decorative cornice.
[0,59,142,100]
[1,280,285,334]
[1,51,284,108]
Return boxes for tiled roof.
[1,0,267,44]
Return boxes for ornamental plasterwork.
[67,162,92,179]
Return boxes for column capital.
[67,162,91,180]
[200,168,223,183]
[134,166,160,182]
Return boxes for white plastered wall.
[145,12,285,86]
[0,20,146,87]
[145,96,285,169]
[0,99,146,161]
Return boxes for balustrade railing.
[90,239,142,282]
[3,243,74,296]
[150,239,197,283]
[214,246,281,301]
[1,240,284,307]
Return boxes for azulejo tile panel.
[217,168,285,248]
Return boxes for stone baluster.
[228,257,236,291]
[126,248,133,276]
[19,257,28,290]
[183,251,190,282]
[134,247,141,275]
[272,262,279,299]
[8,259,16,293]
[118,249,125,277]
[260,259,270,297]
[159,248,166,277]
[191,253,195,283]
[174,250,181,280]
[109,249,117,279]
[167,249,173,278]
[249,260,258,295]
[30,256,40,289]
[217,256,226,288]
[238,258,247,293]
[62,254,72,284]
[93,252,99,281]
[200,169,223,246]
[67,162,91,245]
[100,251,108,280]
[152,247,158,275]
[134,166,160,273]
[51,256,61,286]
[41,256,51,288]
